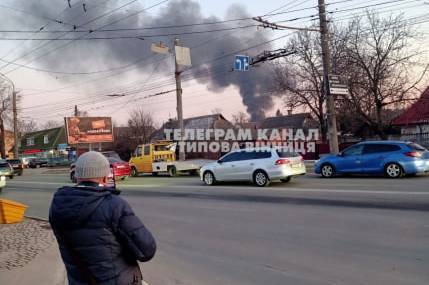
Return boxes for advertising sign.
[65,117,113,145]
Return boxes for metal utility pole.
[74,105,79,117]
[13,91,18,158]
[318,0,339,154]
[174,38,185,161]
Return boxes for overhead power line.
[0,0,359,35]
[0,4,76,28]
[21,32,293,114]
[251,48,298,65]
[18,0,426,117]
[0,0,165,74]
[0,0,116,66]
[0,24,259,41]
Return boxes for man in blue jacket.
[49,151,156,285]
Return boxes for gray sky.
[0,0,428,127]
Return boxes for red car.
[108,157,131,180]
[70,156,131,183]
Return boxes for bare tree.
[42,120,62,130]
[342,12,428,139]
[273,12,428,140]
[127,108,156,144]
[18,119,38,135]
[0,83,13,158]
[273,29,328,139]
[231,111,250,127]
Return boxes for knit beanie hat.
[74,151,110,179]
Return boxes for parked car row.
[64,141,429,188]
[200,141,429,186]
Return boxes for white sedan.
[200,147,306,187]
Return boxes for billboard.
[65,117,113,144]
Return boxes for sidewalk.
[0,218,150,285]
[0,218,66,285]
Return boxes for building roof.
[20,127,66,151]
[260,113,315,129]
[151,114,233,141]
[162,114,231,129]
[392,87,429,126]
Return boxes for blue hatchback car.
[314,141,429,178]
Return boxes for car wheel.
[253,170,270,187]
[70,171,77,183]
[189,169,199,176]
[131,167,139,177]
[9,175,14,179]
[321,164,335,178]
[18,172,22,176]
[203,171,216,186]
[151,172,158,177]
[385,163,403,178]
[280,177,291,183]
[120,176,128,181]
[168,166,177,177]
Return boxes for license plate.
[292,163,302,168]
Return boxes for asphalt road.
[2,168,429,285]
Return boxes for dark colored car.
[6,159,24,176]
[29,158,49,168]
[47,157,71,167]
[0,161,14,179]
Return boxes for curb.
[25,215,49,222]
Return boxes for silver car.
[200,147,306,187]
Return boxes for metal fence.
[392,133,429,147]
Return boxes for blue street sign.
[234,55,250,71]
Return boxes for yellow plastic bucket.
[0,199,28,224]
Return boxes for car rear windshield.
[407,143,427,151]
[276,150,300,158]
[7,159,21,164]
[108,157,124,163]
[0,163,9,168]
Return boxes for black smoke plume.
[2,0,281,120]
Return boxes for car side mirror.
[338,152,343,157]
[217,159,223,164]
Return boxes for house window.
[44,135,49,144]
[27,137,35,146]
